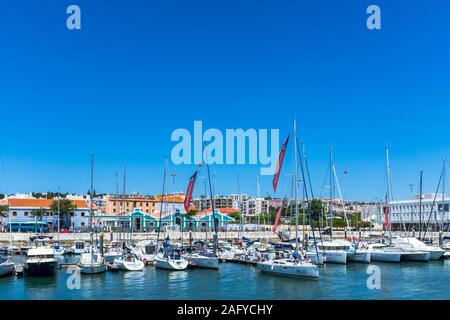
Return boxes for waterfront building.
[372,193,450,231]
[95,207,235,232]
[0,198,94,231]
[105,194,156,215]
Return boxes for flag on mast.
[272,196,287,234]
[272,135,290,192]
[184,171,198,213]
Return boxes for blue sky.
[0,1,449,201]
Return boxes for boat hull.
[117,261,145,271]
[257,262,319,279]
[79,264,107,274]
[187,256,219,269]
[401,251,430,262]
[324,251,347,264]
[155,257,188,271]
[305,251,325,265]
[346,250,371,263]
[427,250,444,261]
[0,262,15,277]
[25,261,57,277]
[370,251,401,263]
[104,253,123,263]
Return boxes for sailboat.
[373,147,429,262]
[154,158,189,271]
[53,189,66,256]
[257,118,319,279]
[184,160,219,270]
[77,238,107,274]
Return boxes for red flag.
[384,193,389,229]
[272,135,290,192]
[184,171,198,213]
[272,197,286,234]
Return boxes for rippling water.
[2,256,450,300]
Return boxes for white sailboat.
[131,240,157,265]
[155,245,189,270]
[257,118,319,280]
[185,252,219,269]
[104,241,124,263]
[115,253,145,271]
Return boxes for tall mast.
[442,160,446,231]
[90,153,94,229]
[329,145,334,241]
[293,118,299,249]
[419,170,423,239]
[57,186,61,241]
[123,163,127,196]
[156,158,168,247]
[301,141,306,245]
[205,160,218,256]
[385,147,393,239]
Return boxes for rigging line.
[0,155,8,195]
[297,137,323,256]
[422,168,444,241]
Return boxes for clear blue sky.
[1,1,449,201]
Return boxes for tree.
[0,205,8,218]
[31,208,48,232]
[309,199,324,221]
[50,199,76,229]
[186,209,199,217]
[0,194,5,200]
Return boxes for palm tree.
[0,205,8,218]
[50,199,76,230]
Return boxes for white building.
[378,193,450,230]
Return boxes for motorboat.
[0,255,15,277]
[52,242,66,256]
[132,240,157,265]
[104,241,124,263]
[25,241,57,277]
[154,246,188,271]
[388,238,431,262]
[115,253,145,271]
[392,237,444,261]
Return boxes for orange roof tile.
[8,198,91,209]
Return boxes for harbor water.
[2,255,450,300]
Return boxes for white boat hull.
[401,251,430,262]
[346,250,371,263]
[79,264,107,274]
[104,253,123,263]
[0,262,15,277]
[155,256,188,271]
[324,251,347,264]
[257,261,319,279]
[370,251,401,263]
[116,260,145,271]
[427,249,444,260]
[306,251,325,265]
[187,255,219,269]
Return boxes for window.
[12,212,17,217]
[70,212,74,217]
[81,222,85,227]
[81,212,85,217]
[113,209,116,213]
[24,212,29,216]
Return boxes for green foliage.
[186,209,199,217]
[31,208,48,220]
[50,199,76,216]
[227,211,241,221]
[0,194,5,200]
[0,205,9,217]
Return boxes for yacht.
[104,241,124,263]
[257,254,319,280]
[392,237,444,261]
[25,241,57,277]
[131,240,157,265]
[0,255,15,277]
[314,241,347,264]
[345,241,371,263]
[367,243,402,263]
[52,242,66,256]
[186,252,219,269]
[155,246,188,271]
[114,253,145,271]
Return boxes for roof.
[195,207,238,219]
[7,198,91,209]
[154,195,185,203]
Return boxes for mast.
[329,145,334,241]
[385,146,393,241]
[90,153,94,229]
[301,142,306,246]
[205,160,218,256]
[123,163,127,196]
[156,158,168,248]
[57,186,61,242]
[419,170,423,239]
[293,117,299,249]
[442,160,446,231]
